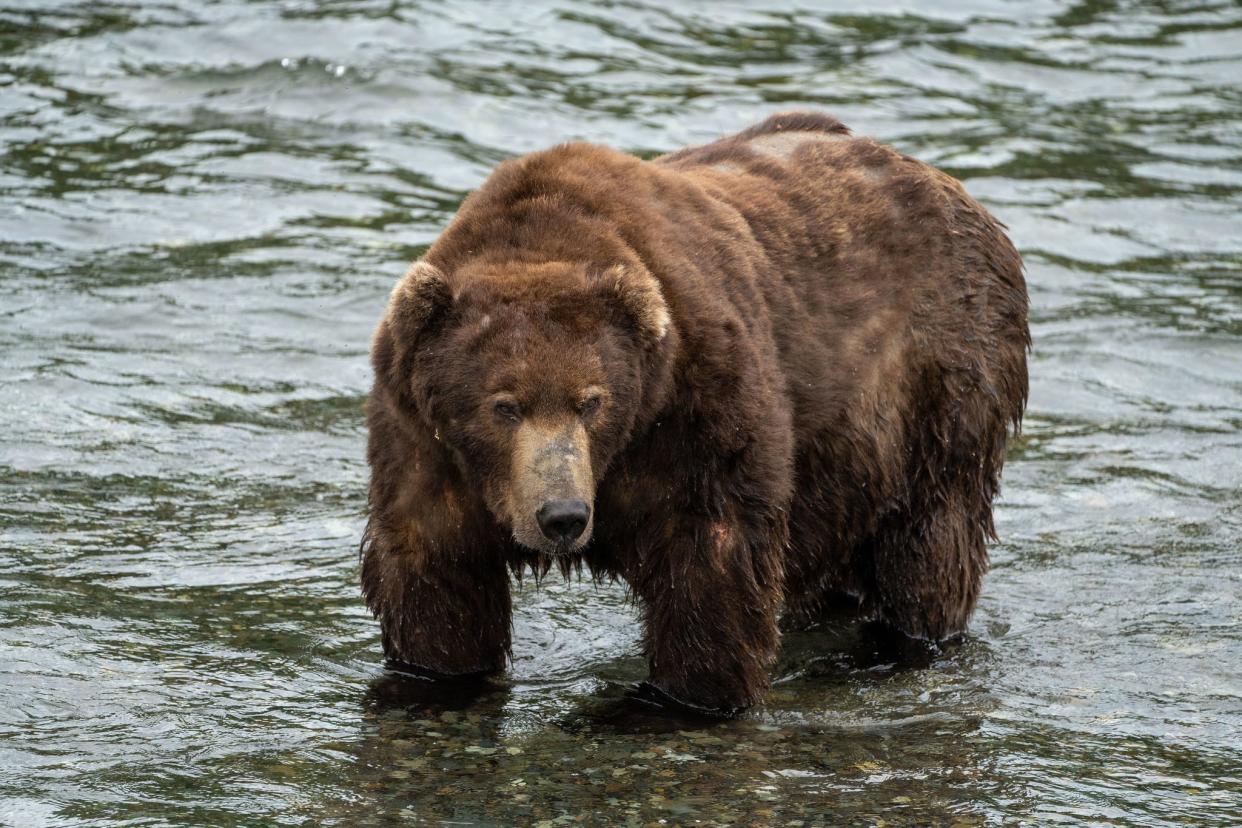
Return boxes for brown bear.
[361,112,1029,714]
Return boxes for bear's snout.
[536,499,590,543]
[507,418,595,553]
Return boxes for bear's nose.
[536,499,590,543]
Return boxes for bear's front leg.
[362,388,514,677]
[633,513,785,714]
[361,526,512,677]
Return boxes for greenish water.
[2,1,1241,825]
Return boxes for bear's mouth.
[508,516,594,557]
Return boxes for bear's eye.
[578,393,604,418]
[493,398,522,423]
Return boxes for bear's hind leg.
[865,487,991,643]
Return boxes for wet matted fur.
[361,112,1029,713]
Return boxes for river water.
[2,1,1240,825]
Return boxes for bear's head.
[374,257,672,554]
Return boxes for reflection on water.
[2,0,1240,824]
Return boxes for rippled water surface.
[3,1,1241,825]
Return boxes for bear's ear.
[599,264,671,349]
[372,260,454,391]
[385,259,454,349]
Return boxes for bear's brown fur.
[361,112,1029,713]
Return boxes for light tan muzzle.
[507,418,594,553]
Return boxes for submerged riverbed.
[2,1,1241,825]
